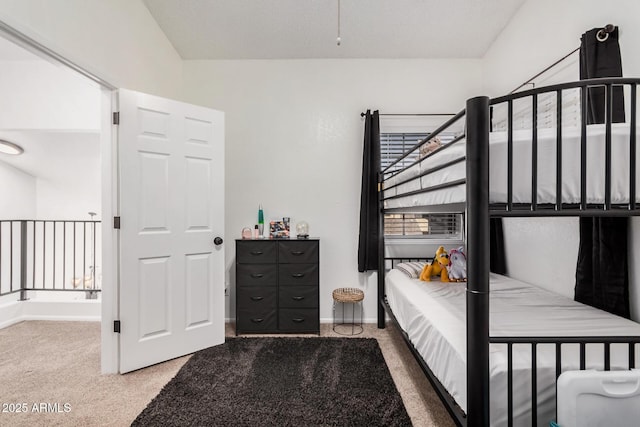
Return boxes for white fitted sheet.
[386,269,640,426]
[383,124,640,209]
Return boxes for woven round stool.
[332,287,364,335]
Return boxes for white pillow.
[395,262,426,279]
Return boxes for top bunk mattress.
[385,269,640,425]
[383,124,640,210]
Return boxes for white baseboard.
[223,317,379,325]
[0,301,24,330]
[0,299,101,330]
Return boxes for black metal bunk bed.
[377,78,640,427]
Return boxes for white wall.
[483,0,640,97]
[0,160,35,218]
[0,0,183,99]
[33,133,101,220]
[183,59,483,322]
[0,60,100,130]
[0,161,35,297]
[482,0,640,319]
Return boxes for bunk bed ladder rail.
[465,96,491,427]
[491,336,640,427]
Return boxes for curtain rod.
[509,24,616,94]
[509,47,580,94]
[360,112,455,117]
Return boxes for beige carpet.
[0,321,455,427]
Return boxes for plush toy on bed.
[447,246,467,282]
[420,246,450,282]
[418,137,442,159]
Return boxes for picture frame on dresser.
[235,239,320,334]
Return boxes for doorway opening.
[0,34,106,327]
[0,20,226,375]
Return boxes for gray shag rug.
[131,337,412,426]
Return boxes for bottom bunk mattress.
[385,269,640,426]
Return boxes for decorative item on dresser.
[235,239,320,334]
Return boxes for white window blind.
[380,126,463,239]
[384,213,462,238]
[380,132,428,172]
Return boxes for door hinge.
[113,111,120,125]
[113,320,121,333]
[113,216,121,229]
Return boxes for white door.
[118,89,225,373]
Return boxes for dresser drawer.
[237,310,277,332]
[278,240,319,264]
[279,308,319,332]
[237,287,277,311]
[236,241,277,264]
[237,264,277,286]
[279,264,319,286]
[279,286,318,308]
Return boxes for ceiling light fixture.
[336,0,341,46]
[0,139,24,155]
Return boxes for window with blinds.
[380,132,428,173]
[380,127,464,239]
[380,131,460,174]
[384,213,462,238]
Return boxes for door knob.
[214,237,223,245]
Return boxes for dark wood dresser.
[235,239,319,334]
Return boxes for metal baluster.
[73,222,76,290]
[581,86,588,210]
[20,221,27,300]
[630,84,637,210]
[53,222,56,289]
[42,221,46,288]
[531,342,537,427]
[555,343,562,379]
[63,222,66,290]
[605,84,613,210]
[83,221,86,289]
[10,222,13,293]
[508,343,513,427]
[532,94,538,211]
[556,90,563,210]
[508,100,514,211]
[31,221,35,289]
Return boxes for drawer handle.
[292,273,305,278]
[250,318,264,323]
[292,296,305,301]
[292,318,305,323]
[251,273,264,279]
[250,296,264,301]
[250,251,264,256]
[291,251,305,256]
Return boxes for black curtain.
[580,27,625,124]
[490,218,507,274]
[575,26,630,318]
[576,218,629,318]
[358,110,381,272]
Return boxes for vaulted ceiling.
[143,0,526,60]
